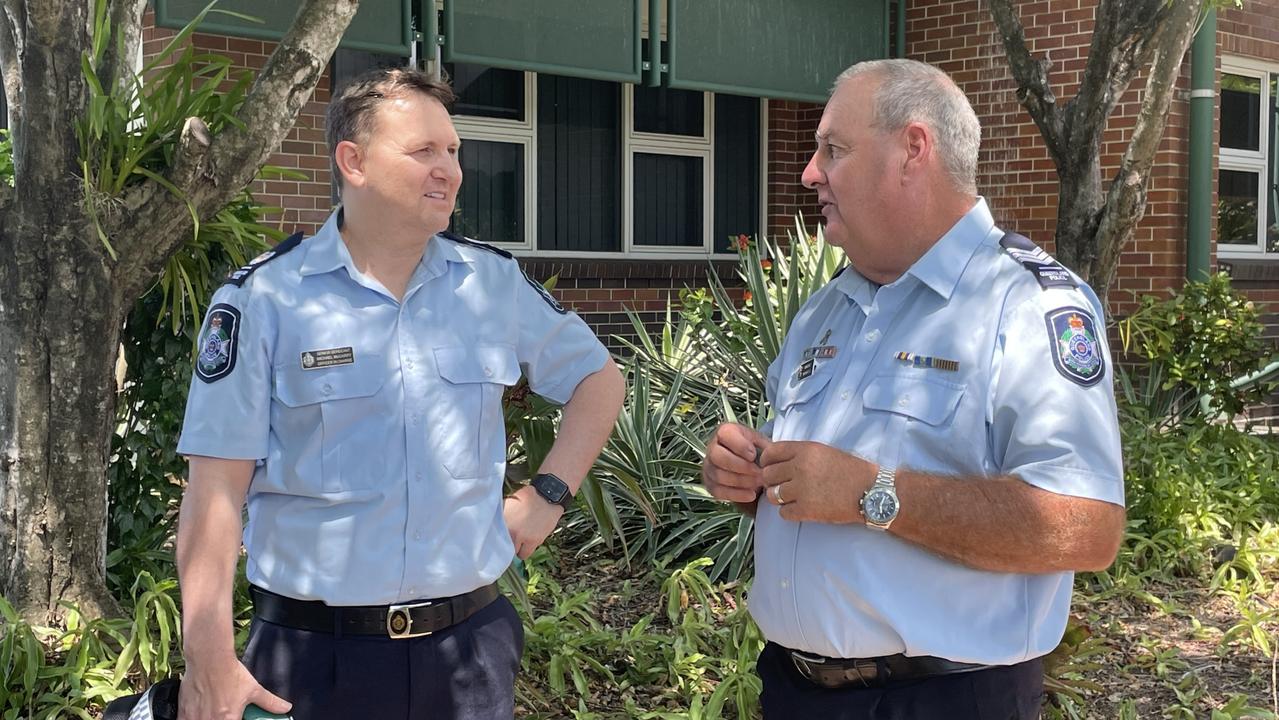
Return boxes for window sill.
[1219,256,1279,284]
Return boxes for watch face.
[535,474,569,503]
[864,489,898,523]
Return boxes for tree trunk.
[0,0,358,622]
[0,211,125,622]
[990,0,1204,312]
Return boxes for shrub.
[1116,273,1275,425]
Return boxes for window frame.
[450,69,537,251]
[450,68,769,259]
[1218,57,1275,258]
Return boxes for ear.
[899,121,933,180]
[334,140,367,189]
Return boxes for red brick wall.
[905,0,1279,421]
[904,0,1198,317]
[766,100,824,241]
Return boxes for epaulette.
[439,230,514,259]
[223,232,305,287]
[439,230,566,314]
[998,232,1076,290]
[832,265,847,279]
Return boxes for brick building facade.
[137,3,1278,399]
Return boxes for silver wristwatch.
[859,466,900,530]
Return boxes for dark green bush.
[1117,273,1275,424]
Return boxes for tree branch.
[112,0,359,299]
[98,0,147,96]
[988,0,1067,168]
[1063,0,1167,179]
[0,0,24,127]
[1093,0,1204,291]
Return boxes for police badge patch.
[1045,306,1104,387]
[195,304,241,383]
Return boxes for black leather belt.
[250,583,499,639]
[784,645,986,688]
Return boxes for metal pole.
[1187,7,1216,282]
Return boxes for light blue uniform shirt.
[177,210,609,605]
[749,199,1124,665]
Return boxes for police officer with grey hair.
[175,68,624,720]
[702,59,1125,719]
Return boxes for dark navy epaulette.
[998,232,1076,290]
[223,232,305,287]
[832,265,847,279]
[439,230,514,260]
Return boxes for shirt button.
[414,531,422,540]
[840,391,850,401]
[864,329,880,343]
[781,579,790,589]
[898,395,911,407]
[483,366,493,377]
[405,359,415,370]
[321,383,333,395]
[415,471,424,481]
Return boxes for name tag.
[301,347,355,370]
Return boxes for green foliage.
[559,220,842,582]
[77,0,290,331]
[517,555,764,720]
[1117,273,1275,424]
[0,574,181,720]
[0,129,13,187]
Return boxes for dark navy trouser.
[758,642,1045,720]
[240,595,524,720]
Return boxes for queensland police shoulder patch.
[1045,306,1104,386]
[195,303,241,383]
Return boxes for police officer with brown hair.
[175,68,624,720]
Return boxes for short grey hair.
[834,59,981,195]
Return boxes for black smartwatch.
[531,472,574,511]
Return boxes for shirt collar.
[832,266,879,313]
[905,197,995,301]
[299,208,353,277]
[300,208,473,281]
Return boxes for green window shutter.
[153,0,414,56]
[442,0,643,84]
[665,0,888,102]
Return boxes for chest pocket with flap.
[862,373,965,426]
[431,344,522,479]
[272,355,387,493]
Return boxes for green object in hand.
[243,704,292,720]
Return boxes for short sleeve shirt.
[748,199,1124,665]
[177,210,610,604]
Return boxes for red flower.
[736,234,750,251]
[742,290,753,303]
[760,259,773,270]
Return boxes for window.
[447,62,764,257]
[1219,60,1279,256]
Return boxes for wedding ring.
[771,484,785,505]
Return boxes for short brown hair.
[326,67,457,191]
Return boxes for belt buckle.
[386,600,435,639]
